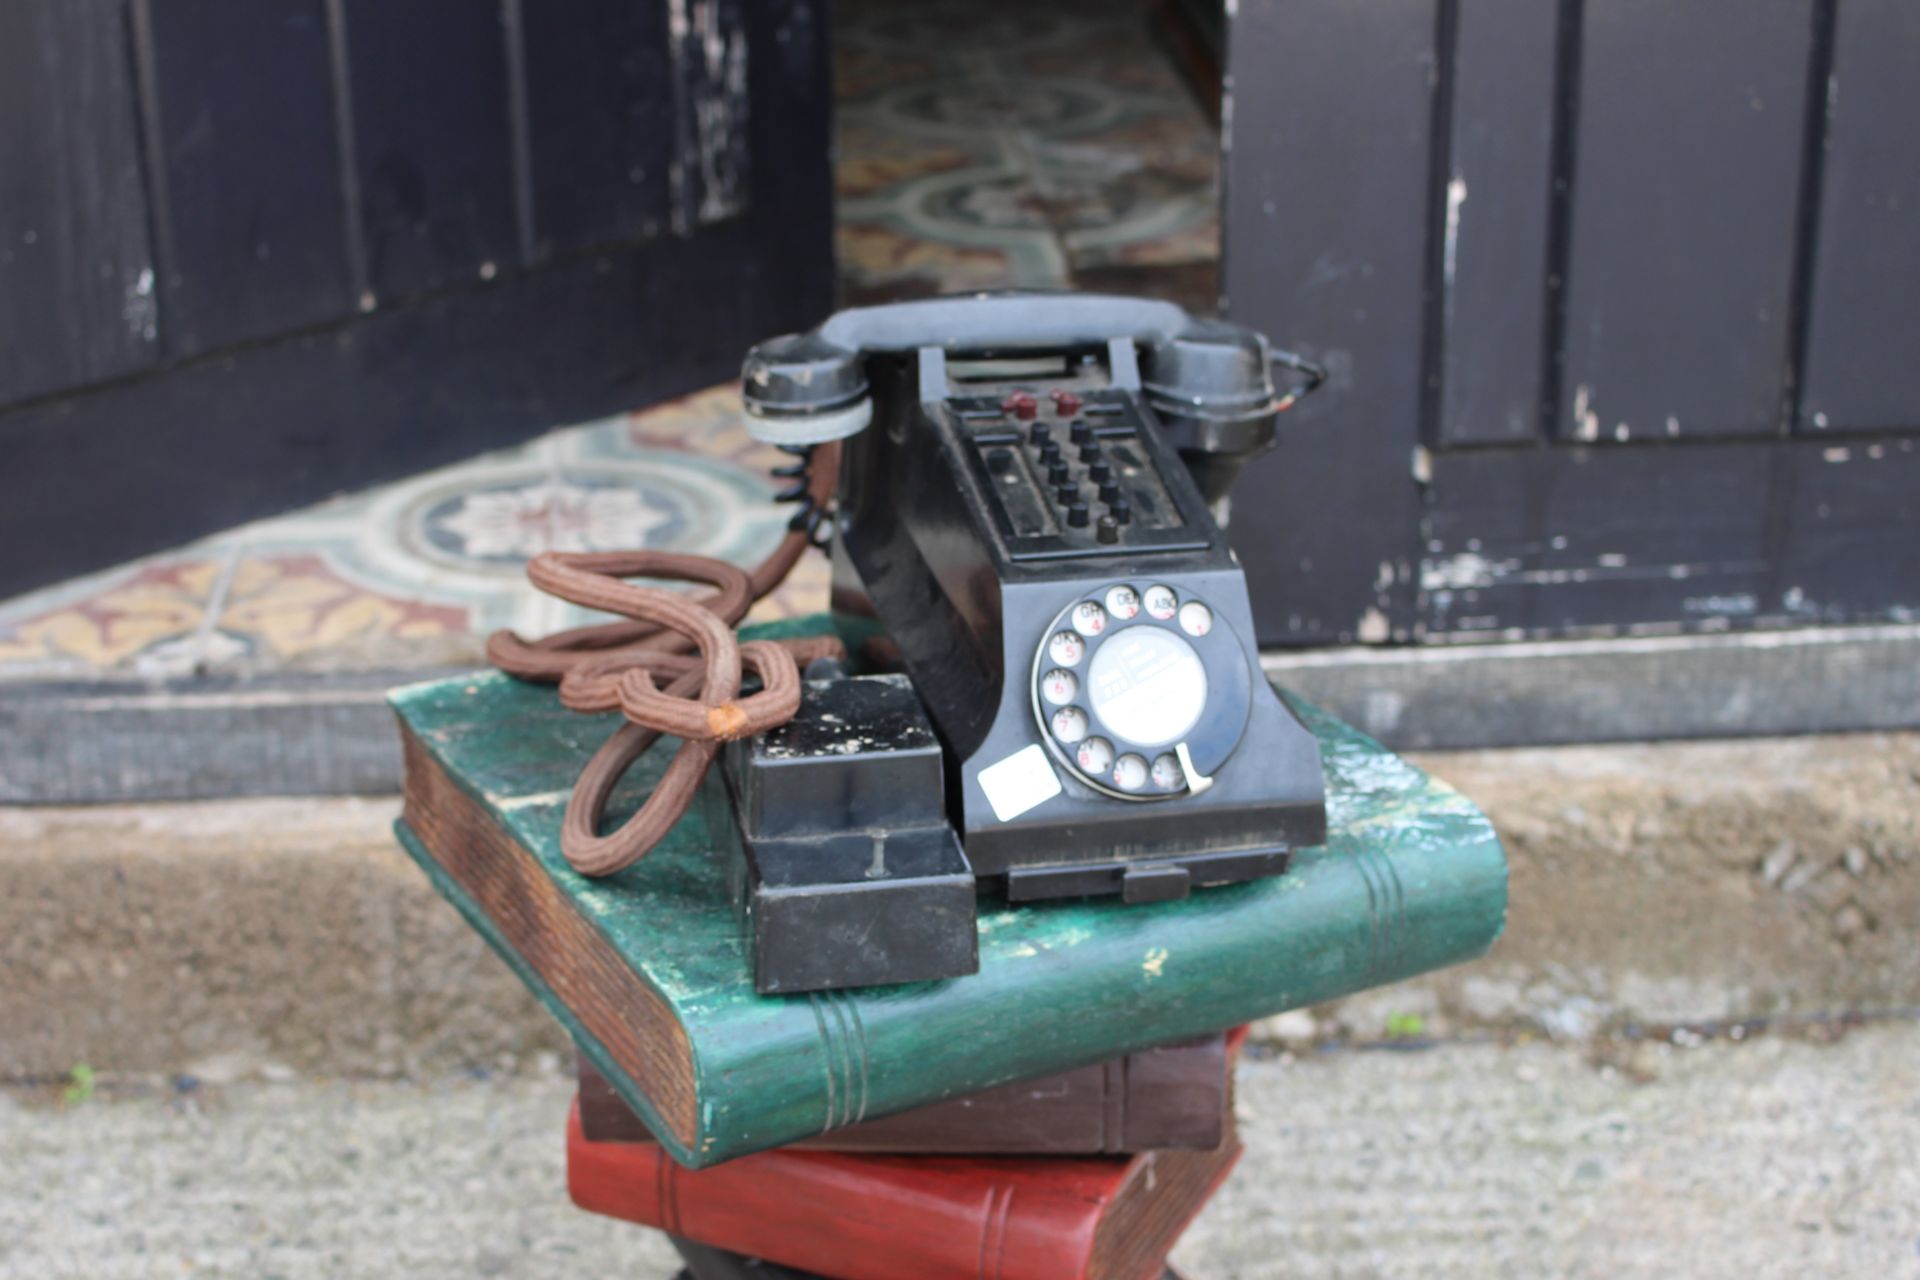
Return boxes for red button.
[1050,390,1083,415]
[1002,392,1038,420]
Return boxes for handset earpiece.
[1139,321,1327,506]
[740,332,873,445]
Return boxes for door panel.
[1778,439,1920,620]
[136,0,357,354]
[1798,0,1920,434]
[1556,0,1812,443]
[1226,0,1918,645]
[0,0,157,404]
[1422,446,1776,636]
[1223,0,1435,646]
[667,0,751,232]
[1434,0,1558,448]
[521,0,677,257]
[0,0,832,601]
[341,0,520,299]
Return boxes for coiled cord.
[486,442,843,877]
[771,443,836,548]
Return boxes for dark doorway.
[0,0,833,600]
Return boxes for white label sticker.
[976,744,1062,823]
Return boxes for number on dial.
[1178,601,1212,636]
[1071,601,1107,637]
[1051,706,1090,743]
[1048,630,1086,667]
[1076,736,1115,774]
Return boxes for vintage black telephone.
[714,291,1329,993]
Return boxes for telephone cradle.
[725,291,1330,995]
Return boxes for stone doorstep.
[1,731,1916,1081]
[4,623,1918,807]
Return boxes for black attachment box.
[716,674,978,994]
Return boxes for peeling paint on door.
[666,0,751,233]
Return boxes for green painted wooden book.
[389,656,1507,1170]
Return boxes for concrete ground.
[2,730,1916,1276]
[6,732,1917,1082]
[3,1022,1916,1280]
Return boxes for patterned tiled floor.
[0,0,1216,682]
[836,0,1218,303]
[0,392,830,678]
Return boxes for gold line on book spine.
[824,995,853,1130]
[824,990,870,1126]
[835,992,871,1125]
[1379,844,1409,974]
[1355,845,1388,986]
[976,1184,1015,1280]
[807,994,842,1130]
[1354,845,1409,985]
[807,991,871,1131]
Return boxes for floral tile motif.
[0,392,828,678]
[835,123,984,203]
[1080,215,1220,271]
[837,223,1020,303]
[0,553,473,675]
[1017,28,1198,94]
[834,0,1220,300]
[623,385,790,472]
[214,556,470,665]
[832,44,944,109]
[0,559,229,673]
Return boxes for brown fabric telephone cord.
[485,443,844,877]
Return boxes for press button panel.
[952,390,1197,560]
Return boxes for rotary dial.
[1030,582,1249,800]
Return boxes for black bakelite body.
[738,293,1328,922]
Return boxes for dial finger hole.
[1143,585,1177,620]
[1076,736,1115,774]
[1150,753,1182,791]
[1112,753,1148,792]
[1071,601,1108,637]
[1105,585,1140,620]
[1048,630,1085,666]
[1051,706,1089,743]
[1041,668,1078,705]
[1178,601,1213,636]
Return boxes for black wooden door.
[0,0,832,600]
[1224,0,1920,647]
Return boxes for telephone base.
[1003,846,1291,905]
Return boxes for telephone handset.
[719,291,1329,993]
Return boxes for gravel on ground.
[3,1021,1915,1279]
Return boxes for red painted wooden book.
[566,1103,1240,1280]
